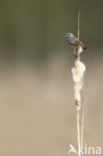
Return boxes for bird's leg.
[74,49,80,61]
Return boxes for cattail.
[73,12,86,156]
[72,60,86,106]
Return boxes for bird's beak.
[65,34,68,38]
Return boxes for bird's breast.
[78,46,83,53]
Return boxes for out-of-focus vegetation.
[0,1,103,156]
[0,0,103,63]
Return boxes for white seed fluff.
[71,60,86,102]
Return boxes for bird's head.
[65,33,74,39]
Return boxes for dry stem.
[71,11,86,156]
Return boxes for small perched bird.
[65,33,88,57]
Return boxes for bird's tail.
[83,45,88,50]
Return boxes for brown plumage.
[65,33,88,57]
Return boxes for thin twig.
[81,79,84,156]
[72,11,85,156]
[78,11,85,156]
[77,11,80,40]
[77,11,81,156]
[76,101,81,156]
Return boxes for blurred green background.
[0,0,103,64]
[0,1,103,156]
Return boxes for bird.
[65,33,88,57]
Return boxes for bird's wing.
[75,38,85,48]
[67,36,86,49]
[68,37,80,46]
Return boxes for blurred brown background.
[0,0,103,156]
